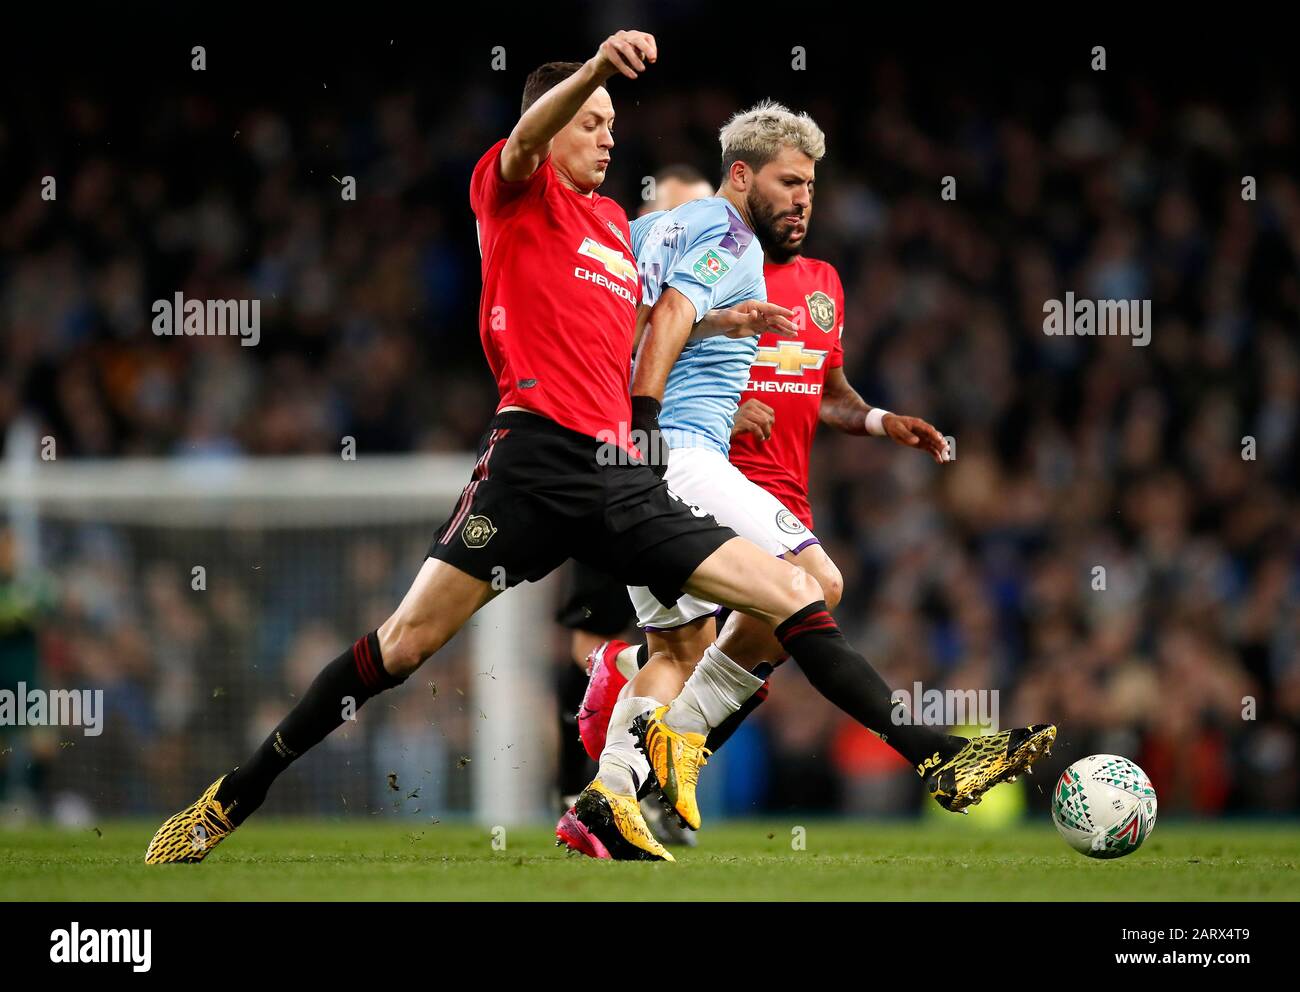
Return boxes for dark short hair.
[521,61,585,114]
[655,164,709,187]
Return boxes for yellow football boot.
[925,724,1057,813]
[144,774,238,864]
[633,705,709,830]
[569,779,675,862]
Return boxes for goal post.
[0,441,556,828]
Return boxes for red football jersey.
[470,138,639,444]
[729,256,845,529]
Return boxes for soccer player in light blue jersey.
[583,101,860,826]
[629,191,770,454]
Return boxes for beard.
[747,189,807,264]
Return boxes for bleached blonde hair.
[719,100,825,175]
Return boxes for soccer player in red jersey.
[147,31,1053,866]
[731,258,945,526]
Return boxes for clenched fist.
[590,30,657,81]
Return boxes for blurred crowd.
[1,31,1297,819]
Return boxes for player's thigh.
[683,536,823,628]
[379,557,499,675]
[645,615,717,667]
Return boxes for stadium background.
[0,9,1297,830]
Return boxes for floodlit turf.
[2,819,1297,901]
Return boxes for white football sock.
[664,644,764,736]
[595,695,656,795]
[614,644,640,681]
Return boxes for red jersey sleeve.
[470,138,552,218]
[828,265,846,369]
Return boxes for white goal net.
[1,436,557,828]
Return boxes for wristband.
[865,408,891,436]
[631,395,662,436]
[631,395,668,478]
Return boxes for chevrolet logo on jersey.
[753,340,828,375]
[577,238,637,283]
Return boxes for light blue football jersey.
[630,197,766,455]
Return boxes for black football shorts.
[427,410,736,608]
[554,560,636,636]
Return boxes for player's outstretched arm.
[500,30,657,182]
[820,367,950,463]
[818,366,876,434]
[688,300,797,342]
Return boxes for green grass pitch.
[2,819,1298,901]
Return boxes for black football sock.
[216,630,406,824]
[775,602,962,775]
[703,662,773,753]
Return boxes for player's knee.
[785,565,824,612]
[377,616,447,677]
[811,560,843,610]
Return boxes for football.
[1052,754,1158,859]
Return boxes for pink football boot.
[554,804,612,859]
[576,639,632,760]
